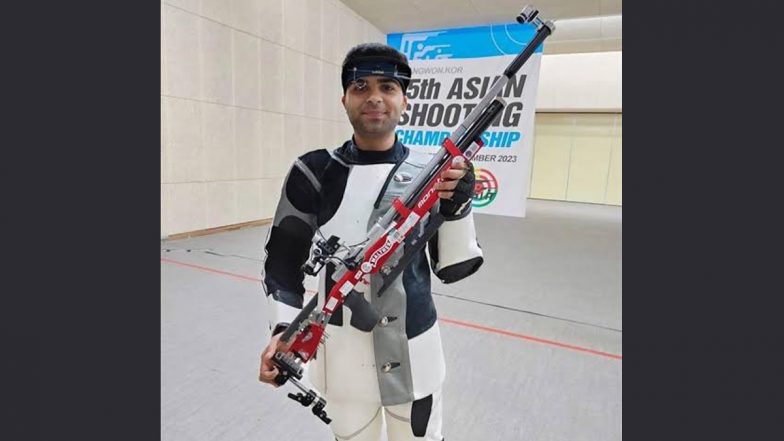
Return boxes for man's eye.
[352,81,367,91]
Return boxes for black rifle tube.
[503,23,552,78]
[458,99,505,149]
[280,295,318,343]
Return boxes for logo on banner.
[472,167,498,208]
[400,31,453,60]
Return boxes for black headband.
[341,55,412,93]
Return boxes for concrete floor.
[161,199,622,441]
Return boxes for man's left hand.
[436,158,475,218]
[435,159,469,200]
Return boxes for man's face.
[341,76,408,138]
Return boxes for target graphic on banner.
[472,167,498,208]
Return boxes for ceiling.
[339,0,622,54]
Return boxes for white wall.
[161,0,386,236]
[530,50,622,206]
[530,113,622,206]
[542,15,622,54]
[536,51,622,112]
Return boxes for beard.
[348,109,401,138]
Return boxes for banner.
[388,23,544,217]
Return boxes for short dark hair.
[340,43,412,93]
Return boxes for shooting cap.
[341,43,412,93]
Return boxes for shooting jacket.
[262,137,484,405]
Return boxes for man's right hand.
[258,333,292,387]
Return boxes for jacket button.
[379,316,389,326]
[382,362,392,373]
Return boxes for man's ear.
[341,94,346,108]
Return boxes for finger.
[259,365,277,377]
[435,180,458,191]
[264,343,281,359]
[438,191,454,199]
[440,169,467,180]
[441,169,466,181]
[277,340,292,353]
[259,363,272,381]
[262,371,280,387]
[451,158,468,169]
[260,350,277,371]
[259,373,280,386]
[259,366,279,383]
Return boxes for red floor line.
[160,257,262,283]
[161,257,622,360]
[438,317,622,360]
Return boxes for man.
[258,43,484,441]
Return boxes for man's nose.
[366,88,383,103]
